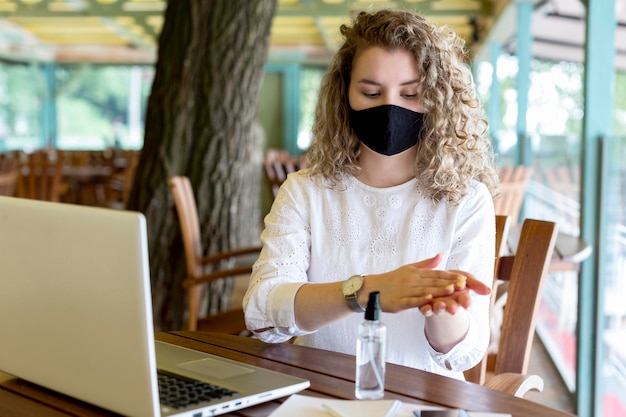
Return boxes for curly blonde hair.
[305,9,500,203]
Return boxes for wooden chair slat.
[0,153,20,197]
[16,149,65,202]
[263,149,307,199]
[494,165,533,223]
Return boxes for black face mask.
[349,104,425,156]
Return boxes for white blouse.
[243,170,495,379]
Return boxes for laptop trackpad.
[177,357,254,380]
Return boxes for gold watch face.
[342,275,363,295]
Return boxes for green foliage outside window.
[297,65,325,151]
[0,62,153,152]
[0,61,41,151]
[56,65,153,150]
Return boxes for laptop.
[0,196,309,417]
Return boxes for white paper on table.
[268,394,512,417]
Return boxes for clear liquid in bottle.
[355,291,386,400]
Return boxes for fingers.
[419,298,459,316]
[405,275,465,301]
[419,304,434,317]
[419,291,474,317]
[411,252,444,270]
[455,291,473,309]
[386,293,434,313]
[466,276,492,295]
[405,268,467,291]
[448,270,491,295]
[420,299,457,317]
[407,259,490,297]
[424,283,456,298]
[379,260,490,315]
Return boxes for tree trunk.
[126,0,276,331]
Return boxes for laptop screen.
[0,197,160,416]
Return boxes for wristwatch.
[342,274,365,312]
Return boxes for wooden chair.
[106,149,140,209]
[16,149,65,202]
[61,150,116,206]
[167,175,261,334]
[263,149,306,199]
[464,217,558,397]
[494,165,533,223]
[0,152,20,196]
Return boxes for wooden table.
[549,231,592,272]
[0,331,575,417]
[507,225,592,273]
[62,165,112,206]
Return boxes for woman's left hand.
[419,271,491,316]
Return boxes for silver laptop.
[0,196,309,417]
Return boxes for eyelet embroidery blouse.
[243,169,495,379]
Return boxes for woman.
[243,9,500,379]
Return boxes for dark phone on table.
[413,410,468,417]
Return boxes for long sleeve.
[242,172,313,342]
[422,181,495,373]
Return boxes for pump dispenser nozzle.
[365,291,381,321]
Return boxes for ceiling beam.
[276,0,488,17]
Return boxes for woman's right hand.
[360,253,468,313]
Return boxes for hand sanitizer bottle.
[355,291,386,400]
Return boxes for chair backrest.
[0,153,20,196]
[494,165,532,223]
[494,218,558,376]
[16,149,65,202]
[63,149,113,167]
[494,214,511,259]
[464,216,557,394]
[263,149,306,199]
[168,176,204,279]
[118,150,140,204]
[167,175,261,332]
[106,149,140,209]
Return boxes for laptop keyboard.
[157,370,239,410]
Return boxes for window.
[0,60,41,151]
[56,64,154,150]
[477,56,626,416]
[297,65,325,151]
